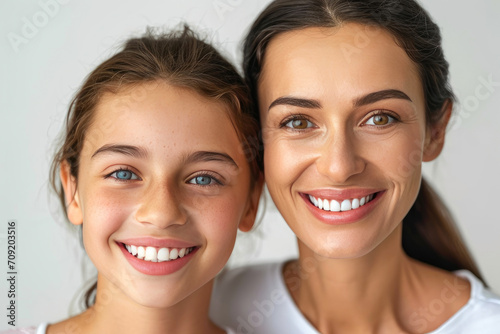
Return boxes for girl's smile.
[118,237,199,275]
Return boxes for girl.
[7,26,262,334]
[210,0,500,333]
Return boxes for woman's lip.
[300,191,385,225]
[117,237,197,248]
[119,243,198,276]
[303,188,384,201]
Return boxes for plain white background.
[0,0,499,329]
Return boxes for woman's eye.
[365,113,397,126]
[109,169,139,181]
[188,175,219,186]
[283,118,314,129]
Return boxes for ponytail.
[402,178,486,285]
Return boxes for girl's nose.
[315,131,365,184]
[134,181,187,229]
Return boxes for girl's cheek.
[86,188,138,226]
[192,193,245,236]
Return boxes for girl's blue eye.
[110,170,139,180]
[365,113,397,126]
[284,118,315,129]
[188,175,218,186]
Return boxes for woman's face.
[258,24,445,258]
[62,82,259,308]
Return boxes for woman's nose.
[315,130,365,184]
[134,181,187,229]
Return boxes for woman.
[210,1,500,333]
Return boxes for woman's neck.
[48,276,225,334]
[284,224,470,334]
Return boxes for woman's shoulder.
[211,261,287,311]
[215,261,283,289]
[0,323,47,334]
[432,270,500,333]
[210,260,319,334]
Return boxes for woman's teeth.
[124,244,194,262]
[308,194,375,212]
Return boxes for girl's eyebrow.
[184,151,239,169]
[91,144,149,159]
[91,145,238,169]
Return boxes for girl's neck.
[284,224,470,334]
[48,277,225,334]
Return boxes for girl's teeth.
[157,248,170,261]
[124,244,193,262]
[169,248,179,260]
[352,198,360,209]
[330,200,340,212]
[145,247,157,262]
[308,193,376,212]
[137,246,145,259]
[341,199,351,211]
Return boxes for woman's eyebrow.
[91,144,149,159]
[184,151,239,169]
[353,89,412,107]
[268,89,411,111]
[268,96,321,111]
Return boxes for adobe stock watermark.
[408,276,469,332]
[213,0,245,21]
[7,0,71,53]
[448,74,499,132]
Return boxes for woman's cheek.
[265,136,311,182]
[384,130,425,184]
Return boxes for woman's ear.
[423,100,453,162]
[59,161,83,225]
[239,174,265,232]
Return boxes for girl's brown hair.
[243,0,484,283]
[50,25,261,308]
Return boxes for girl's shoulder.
[0,323,47,334]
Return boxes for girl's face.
[258,24,448,259]
[62,82,259,308]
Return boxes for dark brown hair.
[50,25,261,308]
[243,0,485,283]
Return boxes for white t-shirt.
[1,323,237,334]
[210,262,500,334]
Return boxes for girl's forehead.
[81,83,242,162]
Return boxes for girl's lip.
[118,242,199,276]
[117,237,197,248]
[300,190,385,225]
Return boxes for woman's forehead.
[258,24,424,108]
